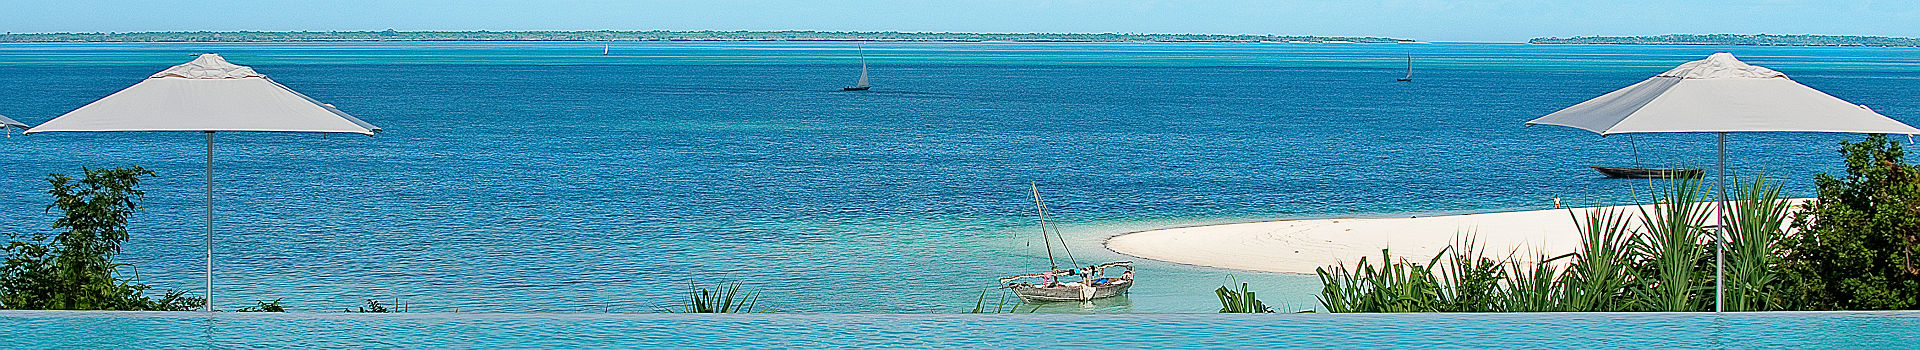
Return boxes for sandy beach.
[1107,201,1804,274]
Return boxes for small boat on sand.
[998,182,1134,302]
[1590,166,1704,179]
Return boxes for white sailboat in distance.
[844,46,871,91]
[1397,53,1413,82]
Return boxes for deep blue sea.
[1,41,1919,346]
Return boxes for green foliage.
[1725,174,1791,311]
[1565,207,1635,312]
[968,288,1030,313]
[1632,177,1711,312]
[0,166,203,311]
[1315,175,1802,313]
[1315,250,1444,313]
[1215,280,1274,313]
[237,298,286,312]
[1436,236,1504,312]
[1503,251,1570,312]
[1783,134,1920,310]
[670,282,768,313]
[350,298,407,313]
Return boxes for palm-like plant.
[1502,250,1570,312]
[1314,250,1444,313]
[1633,177,1711,312]
[1565,207,1636,311]
[672,282,767,313]
[1725,173,1791,311]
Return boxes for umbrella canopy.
[22,53,379,312]
[26,53,379,135]
[0,114,26,130]
[1527,52,1920,135]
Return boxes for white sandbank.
[1106,201,1805,274]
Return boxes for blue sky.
[2,0,1916,42]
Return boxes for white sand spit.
[1106,201,1805,274]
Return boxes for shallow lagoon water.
[0,42,1917,318]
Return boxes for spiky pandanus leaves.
[1724,174,1791,311]
[1315,250,1444,313]
[1633,177,1712,312]
[1436,235,1505,312]
[1315,260,1362,313]
[1565,207,1637,312]
[1502,250,1571,312]
[1216,282,1273,313]
[674,282,768,313]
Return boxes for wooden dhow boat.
[1001,261,1135,302]
[1590,165,1704,179]
[998,182,1134,302]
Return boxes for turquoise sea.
[1,41,1919,346]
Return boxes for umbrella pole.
[1715,132,1726,313]
[205,131,214,313]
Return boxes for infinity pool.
[4,311,1915,348]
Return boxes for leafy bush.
[350,298,407,313]
[237,298,286,312]
[0,167,203,311]
[1783,134,1920,310]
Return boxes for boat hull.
[1007,280,1132,302]
[1590,166,1704,179]
[843,86,870,91]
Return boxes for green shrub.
[0,166,203,311]
[669,282,768,313]
[1783,134,1920,310]
[1215,280,1273,313]
[350,298,407,313]
[1314,174,1798,313]
[237,298,286,312]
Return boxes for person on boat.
[1040,271,1057,288]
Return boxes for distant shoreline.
[0,30,1415,44]
[1531,33,1920,47]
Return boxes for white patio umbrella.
[0,114,26,135]
[1526,52,1920,312]
[26,53,380,312]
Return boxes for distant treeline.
[1530,34,1920,47]
[0,30,1413,43]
